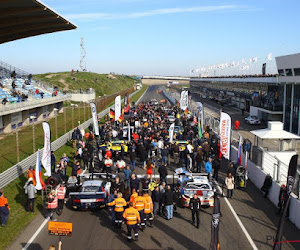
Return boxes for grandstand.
[0,0,77,134]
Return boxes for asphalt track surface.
[9,85,299,250]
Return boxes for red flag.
[118,109,124,122]
[184,108,189,115]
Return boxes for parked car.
[245,116,261,125]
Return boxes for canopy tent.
[251,122,300,151]
[0,0,76,44]
[251,122,300,140]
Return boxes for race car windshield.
[82,186,100,192]
[186,184,210,190]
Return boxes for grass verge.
[0,85,147,249]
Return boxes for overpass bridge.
[141,75,190,85]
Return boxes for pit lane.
[11,85,299,250]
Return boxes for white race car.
[245,116,261,125]
[179,174,214,208]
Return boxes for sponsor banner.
[196,102,204,132]
[220,112,231,160]
[180,90,188,110]
[115,95,121,121]
[42,122,51,176]
[169,123,175,142]
[89,102,99,136]
[124,93,130,113]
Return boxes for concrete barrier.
[230,145,300,229]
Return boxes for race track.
[9,85,299,250]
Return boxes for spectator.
[212,156,220,181]
[161,145,169,164]
[162,185,176,220]
[205,157,213,181]
[129,149,136,171]
[0,189,10,227]
[195,149,203,173]
[152,185,160,216]
[130,173,140,193]
[51,151,56,173]
[261,174,272,198]
[225,173,235,198]
[124,165,132,189]
[24,179,37,212]
[2,97,8,105]
[158,163,168,184]
[159,182,166,216]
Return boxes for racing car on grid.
[176,169,214,208]
[99,140,128,153]
[68,173,113,210]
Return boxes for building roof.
[251,122,300,140]
[0,0,76,44]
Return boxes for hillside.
[34,72,134,96]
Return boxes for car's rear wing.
[80,172,117,180]
[69,191,106,197]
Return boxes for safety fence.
[163,87,300,198]
[0,87,142,189]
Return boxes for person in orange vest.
[234,120,240,130]
[26,166,36,186]
[133,191,146,231]
[143,191,154,228]
[57,183,66,211]
[107,192,127,228]
[123,202,141,241]
[46,190,58,221]
[0,189,10,227]
[129,188,138,203]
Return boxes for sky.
[0,0,299,76]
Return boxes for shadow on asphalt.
[21,243,43,250]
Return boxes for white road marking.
[215,183,259,250]
[22,218,49,250]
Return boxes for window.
[285,69,293,76]
[278,69,284,76]
[294,68,300,76]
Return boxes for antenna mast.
[80,37,86,71]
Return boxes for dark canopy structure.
[0,0,76,44]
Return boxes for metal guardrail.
[0,88,142,189]
[160,86,176,105]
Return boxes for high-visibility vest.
[27,170,36,186]
[143,194,153,214]
[108,197,127,212]
[133,196,145,211]
[47,195,58,209]
[129,192,138,203]
[57,186,66,200]
[123,207,140,225]
[0,196,9,209]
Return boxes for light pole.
[54,108,58,139]
[83,104,86,122]
[64,109,67,133]
[30,115,36,152]
[71,104,75,129]
[78,104,81,124]
[16,127,20,163]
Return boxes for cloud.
[65,5,249,22]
